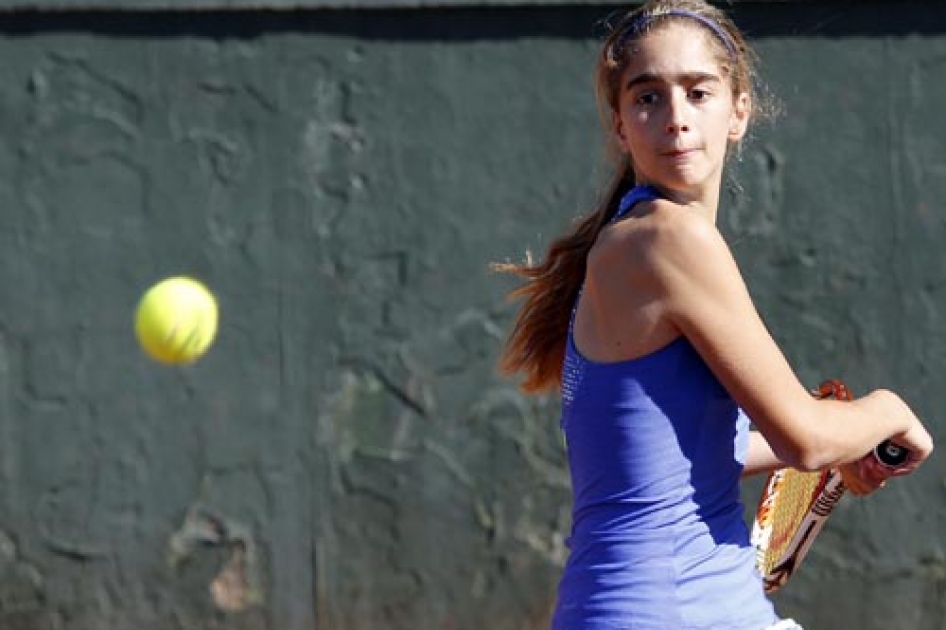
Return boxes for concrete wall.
[0,3,943,629]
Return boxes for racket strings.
[756,470,826,575]
[753,379,853,585]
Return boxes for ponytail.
[494,171,632,393]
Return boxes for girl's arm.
[742,430,784,478]
[839,453,896,495]
[637,202,933,473]
[742,427,890,495]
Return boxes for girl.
[495,1,934,628]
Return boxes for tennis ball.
[135,276,218,365]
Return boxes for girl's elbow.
[793,449,833,472]
[773,437,836,472]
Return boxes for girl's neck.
[639,181,721,223]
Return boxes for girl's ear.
[729,93,751,141]
[613,110,629,153]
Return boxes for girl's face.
[613,22,750,197]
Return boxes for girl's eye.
[636,92,659,106]
[690,88,711,101]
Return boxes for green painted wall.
[0,3,943,629]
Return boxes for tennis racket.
[751,379,909,594]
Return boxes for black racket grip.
[875,440,909,467]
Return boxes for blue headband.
[616,9,737,59]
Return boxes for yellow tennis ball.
[135,276,218,365]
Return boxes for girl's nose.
[666,93,690,134]
[666,119,690,134]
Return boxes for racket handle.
[874,440,909,467]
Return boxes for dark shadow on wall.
[0,2,945,40]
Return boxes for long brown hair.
[495,0,765,393]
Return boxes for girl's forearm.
[742,430,786,477]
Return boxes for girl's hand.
[840,415,934,496]
[839,453,893,496]
[886,418,935,476]
[856,391,934,478]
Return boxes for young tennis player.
[495,1,934,628]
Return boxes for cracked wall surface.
[0,4,944,630]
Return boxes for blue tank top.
[553,186,777,630]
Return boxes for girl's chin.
[642,172,714,193]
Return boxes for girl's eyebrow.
[625,71,721,90]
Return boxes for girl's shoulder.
[593,198,725,271]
